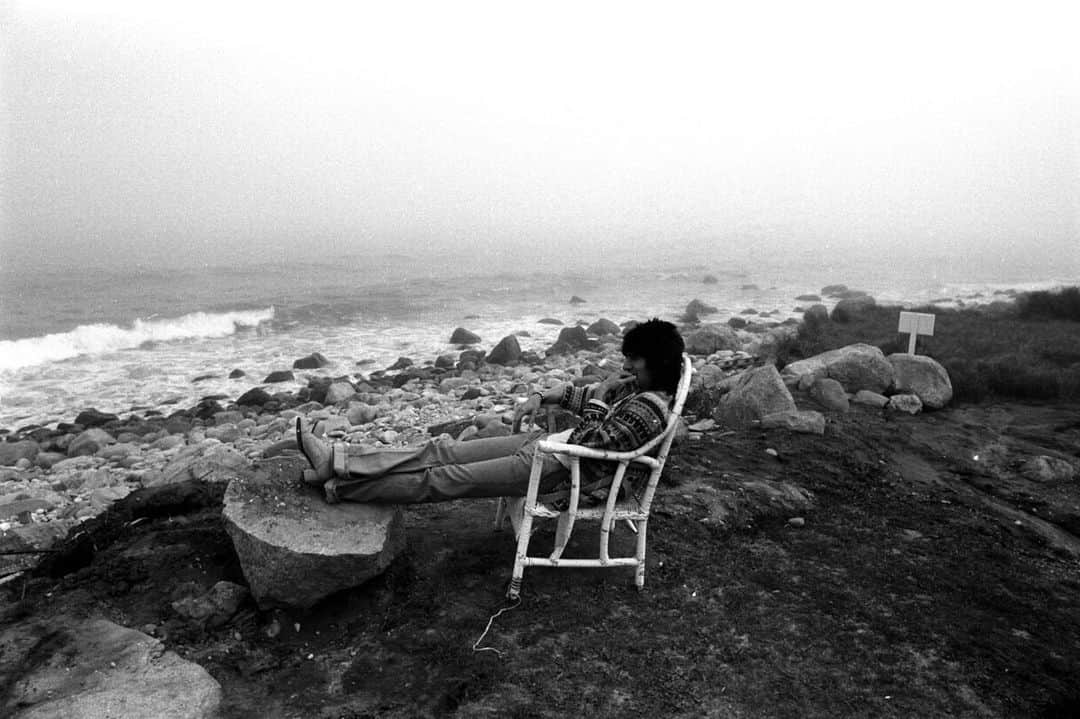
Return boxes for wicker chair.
[494,354,694,599]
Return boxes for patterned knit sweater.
[551,380,672,499]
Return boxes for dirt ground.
[4,401,1080,718]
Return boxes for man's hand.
[512,392,543,431]
[592,374,634,403]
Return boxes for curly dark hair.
[621,318,685,394]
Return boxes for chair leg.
[634,520,649,590]
[507,507,535,600]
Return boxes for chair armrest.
[535,440,661,469]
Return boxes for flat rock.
[223,457,405,609]
[760,409,826,434]
[0,615,221,718]
[151,443,250,486]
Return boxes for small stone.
[765,448,779,457]
[787,517,805,527]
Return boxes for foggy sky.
[1,1,1077,272]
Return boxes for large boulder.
[223,457,405,609]
[0,615,221,718]
[684,324,741,355]
[715,365,797,428]
[486,335,522,365]
[830,295,877,322]
[781,343,894,394]
[887,353,953,409]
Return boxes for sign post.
[898,311,935,355]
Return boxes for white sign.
[898,311,935,354]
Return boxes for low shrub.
[1017,287,1080,322]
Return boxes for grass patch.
[775,289,1080,403]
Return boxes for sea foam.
[0,308,275,371]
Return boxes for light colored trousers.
[324,431,569,504]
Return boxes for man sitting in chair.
[296,318,685,505]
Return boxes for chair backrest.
[629,353,693,511]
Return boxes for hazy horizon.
[1,1,1077,276]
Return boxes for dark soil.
[4,402,1080,718]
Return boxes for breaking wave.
[0,308,275,371]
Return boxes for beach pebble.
[853,390,889,408]
[347,403,379,426]
[787,517,805,527]
[887,394,923,415]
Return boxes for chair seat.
[527,495,645,521]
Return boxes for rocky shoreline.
[0,297,965,580]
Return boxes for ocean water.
[1,245,1075,431]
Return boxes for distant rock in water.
[192,374,217,383]
[293,353,330,370]
[703,274,719,284]
[228,369,246,379]
[682,299,719,324]
[795,294,821,302]
[546,326,597,355]
[727,317,748,329]
[586,318,620,336]
[236,388,273,406]
[820,284,849,297]
[387,357,413,370]
[569,295,587,305]
[74,408,118,428]
[450,327,481,345]
[463,314,480,319]
[740,284,760,291]
[263,370,295,383]
[833,289,870,300]
[538,318,563,325]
